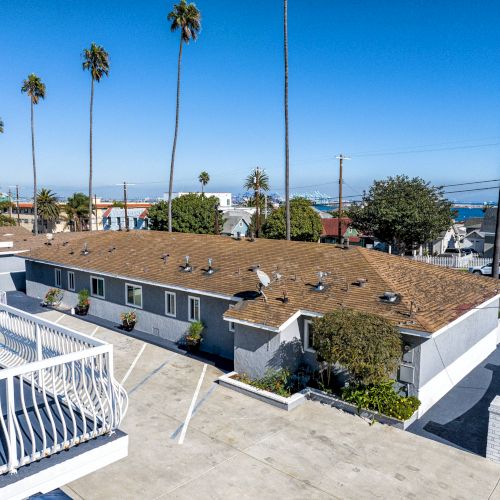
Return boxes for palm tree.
[167,0,201,232]
[82,43,110,232]
[21,74,46,235]
[65,192,90,231]
[284,0,290,241]
[37,188,60,233]
[244,167,270,237]
[0,118,4,133]
[198,171,210,193]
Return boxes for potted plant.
[120,311,137,332]
[185,321,204,351]
[75,289,90,316]
[43,288,63,307]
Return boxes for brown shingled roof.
[24,231,499,334]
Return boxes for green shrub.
[77,289,90,307]
[186,321,204,340]
[44,288,63,305]
[341,379,420,421]
[237,367,310,398]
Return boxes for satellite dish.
[256,269,271,288]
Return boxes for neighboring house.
[23,231,499,418]
[481,207,498,258]
[463,216,484,234]
[102,207,149,231]
[1,202,68,233]
[319,217,360,245]
[221,210,251,238]
[462,229,485,255]
[167,192,233,209]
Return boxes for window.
[165,291,176,317]
[54,268,62,288]
[228,304,235,332]
[188,296,200,322]
[68,271,75,291]
[90,276,105,298]
[304,320,315,352]
[126,283,142,308]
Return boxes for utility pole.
[335,154,351,244]
[15,186,20,226]
[123,181,129,231]
[94,194,98,231]
[7,189,12,218]
[492,187,500,279]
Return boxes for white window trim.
[304,319,315,353]
[125,283,143,309]
[90,275,105,299]
[228,304,235,332]
[67,271,75,291]
[165,291,176,317]
[188,296,201,322]
[54,268,62,288]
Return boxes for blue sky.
[0,0,499,202]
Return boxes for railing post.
[6,376,18,473]
[35,323,43,361]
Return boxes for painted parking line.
[90,325,100,337]
[121,343,147,385]
[54,314,66,324]
[178,363,208,445]
[170,383,217,440]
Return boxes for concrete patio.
[6,292,500,499]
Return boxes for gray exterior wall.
[0,256,26,292]
[25,260,235,359]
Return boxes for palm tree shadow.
[422,363,500,456]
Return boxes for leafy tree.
[348,175,453,254]
[311,309,402,387]
[82,43,110,231]
[198,171,210,193]
[37,188,60,233]
[262,197,322,242]
[21,73,46,235]
[0,214,16,227]
[244,167,270,237]
[167,0,201,232]
[65,192,90,231]
[112,200,124,208]
[148,194,223,234]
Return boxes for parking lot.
[8,293,500,499]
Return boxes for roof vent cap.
[315,271,328,292]
[382,291,399,303]
[206,258,214,275]
[183,255,192,272]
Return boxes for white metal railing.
[0,303,128,475]
[409,255,491,269]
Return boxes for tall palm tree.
[244,167,270,238]
[284,0,290,240]
[21,74,46,235]
[167,0,201,232]
[198,171,209,193]
[37,188,60,233]
[82,43,109,232]
[65,192,90,231]
[0,118,4,133]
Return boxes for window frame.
[67,271,75,291]
[90,276,105,299]
[125,283,143,309]
[165,291,177,317]
[188,296,201,322]
[228,304,236,332]
[304,319,315,353]
[54,268,62,288]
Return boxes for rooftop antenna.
[256,269,271,302]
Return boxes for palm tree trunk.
[168,35,184,232]
[88,78,94,232]
[284,0,291,241]
[255,188,260,237]
[31,100,38,235]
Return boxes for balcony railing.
[0,302,128,475]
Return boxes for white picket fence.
[409,255,490,269]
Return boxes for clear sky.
[1,0,499,202]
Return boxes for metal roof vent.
[381,291,400,304]
[81,242,89,256]
[314,271,328,292]
[161,253,169,264]
[204,258,215,275]
[355,278,367,288]
[182,255,192,272]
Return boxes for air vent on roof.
[81,243,89,256]
[161,253,169,264]
[205,258,215,275]
[182,255,192,272]
[109,246,116,253]
[314,271,328,292]
[381,291,400,304]
[355,278,367,288]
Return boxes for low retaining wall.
[217,372,308,411]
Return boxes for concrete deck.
[6,292,500,499]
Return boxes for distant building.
[481,207,498,258]
[221,210,251,238]
[319,217,361,245]
[165,192,233,208]
[102,207,149,231]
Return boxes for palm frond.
[21,74,46,104]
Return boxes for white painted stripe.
[121,343,146,385]
[90,326,100,337]
[178,363,207,445]
[54,314,66,324]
